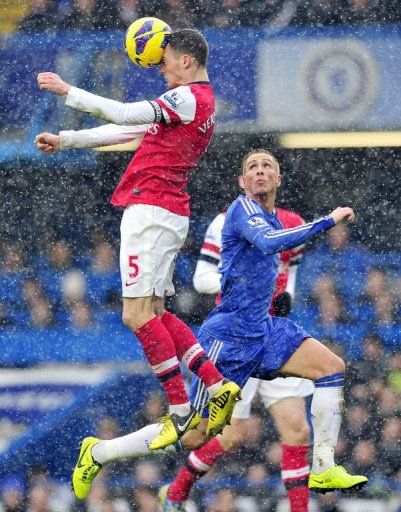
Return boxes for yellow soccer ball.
[125,17,172,68]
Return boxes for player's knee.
[121,311,138,331]
[122,310,152,332]
[291,422,310,445]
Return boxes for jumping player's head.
[160,29,209,88]
[239,149,281,201]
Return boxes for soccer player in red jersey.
[163,207,312,512]
[34,29,240,460]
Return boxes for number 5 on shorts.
[128,255,139,279]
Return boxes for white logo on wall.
[301,40,378,123]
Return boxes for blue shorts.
[190,316,310,415]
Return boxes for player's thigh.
[268,396,310,446]
[279,337,345,381]
[120,204,188,300]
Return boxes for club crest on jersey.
[248,216,265,227]
[162,91,184,109]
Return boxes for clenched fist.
[329,207,355,225]
[35,132,61,154]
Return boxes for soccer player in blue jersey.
[74,149,367,499]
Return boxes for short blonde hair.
[242,148,280,175]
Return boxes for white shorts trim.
[232,376,314,419]
[120,204,189,298]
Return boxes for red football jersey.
[111,82,215,217]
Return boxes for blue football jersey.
[200,195,335,344]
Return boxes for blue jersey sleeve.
[232,202,335,255]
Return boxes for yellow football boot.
[72,436,102,499]
[149,405,201,450]
[309,465,368,494]
[206,380,241,438]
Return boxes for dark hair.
[169,29,209,67]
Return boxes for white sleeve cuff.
[65,86,157,125]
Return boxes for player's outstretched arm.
[233,203,355,256]
[35,124,148,152]
[59,124,148,150]
[37,72,160,126]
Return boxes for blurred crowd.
[1,220,401,510]
[16,0,401,33]
[1,223,401,357]
[1,349,401,512]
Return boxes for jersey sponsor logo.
[247,216,266,228]
[162,91,185,110]
[199,112,216,134]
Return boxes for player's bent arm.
[59,124,149,150]
[235,210,335,255]
[65,86,161,125]
[193,260,222,294]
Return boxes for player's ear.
[182,54,192,69]
[238,174,246,190]
[276,172,282,188]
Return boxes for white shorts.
[232,376,314,419]
[120,204,189,298]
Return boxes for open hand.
[34,132,61,154]
[37,72,71,96]
[329,207,355,225]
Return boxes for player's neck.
[247,191,276,213]
[182,68,209,85]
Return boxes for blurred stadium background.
[1,0,401,511]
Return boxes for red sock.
[281,444,310,512]
[135,317,188,406]
[168,437,225,502]
[161,311,224,387]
